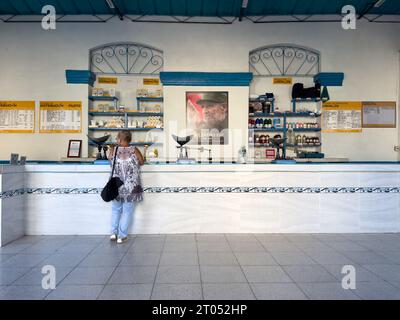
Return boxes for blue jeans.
[111,200,135,238]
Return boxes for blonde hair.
[117,130,132,144]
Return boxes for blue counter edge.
[160,72,253,86]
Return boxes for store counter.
[1,162,400,242]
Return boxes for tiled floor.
[1,233,400,300]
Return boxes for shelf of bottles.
[248,97,323,160]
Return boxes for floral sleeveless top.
[110,146,143,202]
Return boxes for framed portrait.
[10,153,19,165]
[186,91,229,145]
[67,140,82,158]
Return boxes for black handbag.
[101,146,124,202]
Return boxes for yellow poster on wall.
[98,77,118,84]
[39,101,82,133]
[273,77,293,85]
[0,101,35,133]
[143,78,160,85]
[322,101,362,133]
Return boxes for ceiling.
[0,0,399,21]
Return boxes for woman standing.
[108,130,146,243]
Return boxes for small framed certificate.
[67,140,82,158]
[10,153,19,165]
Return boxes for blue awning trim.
[314,73,344,86]
[66,70,96,86]
[160,72,253,86]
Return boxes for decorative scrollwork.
[249,44,320,77]
[90,42,164,75]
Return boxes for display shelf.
[249,128,284,132]
[136,97,163,102]
[250,112,320,118]
[89,141,162,146]
[89,111,164,117]
[89,112,124,116]
[291,98,326,102]
[88,96,118,101]
[292,128,321,132]
[88,127,163,131]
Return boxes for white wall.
[0,20,399,161]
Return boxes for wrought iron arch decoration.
[89,42,164,75]
[249,44,320,77]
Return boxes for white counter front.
[1,163,400,239]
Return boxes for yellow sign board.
[0,101,35,133]
[143,78,160,85]
[98,77,118,84]
[273,77,292,85]
[322,101,362,133]
[39,101,82,133]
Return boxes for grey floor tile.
[0,254,15,264]
[108,266,157,284]
[351,282,400,300]
[56,244,97,254]
[297,282,360,300]
[98,284,153,300]
[151,284,203,300]
[235,252,277,266]
[129,241,164,253]
[282,265,337,283]
[0,267,32,285]
[363,265,400,282]
[294,242,337,253]
[262,242,302,253]
[371,251,400,264]
[201,266,247,283]
[156,266,201,284]
[229,241,266,252]
[311,234,348,242]
[322,264,384,282]
[305,251,356,265]
[0,243,36,254]
[159,252,199,266]
[0,285,49,300]
[45,285,104,300]
[60,267,115,285]
[78,252,125,267]
[120,253,160,266]
[198,252,238,266]
[271,252,317,266]
[135,234,166,241]
[285,234,318,243]
[92,242,133,254]
[163,242,197,253]
[22,242,67,254]
[251,283,308,300]
[196,234,227,242]
[197,242,232,252]
[1,254,49,268]
[325,241,370,252]
[225,234,257,242]
[254,234,288,243]
[203,283,255,300]
[38,253,87,268]
[354,241,400,252]
[340,251,393,265]
[165,234,196,242]
[242,266,292,283]
[8,236,43,245]
[13,266,73,286]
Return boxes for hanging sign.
[39,101,82,133]
[98,77,118,84]
[143,78,160,85]
[273,77,292,85]
[0,101,35,133]
[322,101,362,133]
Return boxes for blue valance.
[160,72,253,86]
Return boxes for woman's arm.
[134,146,145,166]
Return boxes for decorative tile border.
[1,186,400,199]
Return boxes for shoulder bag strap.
[110,146,119,179]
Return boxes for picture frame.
[19,156,27,165]
[67,140,82,158]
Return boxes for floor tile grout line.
[95,235,138,300]
[44,235,109,299]
[196,234,205,300]
[225,233,257,300]
[149,234,167,300]
[256,235,311,300]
